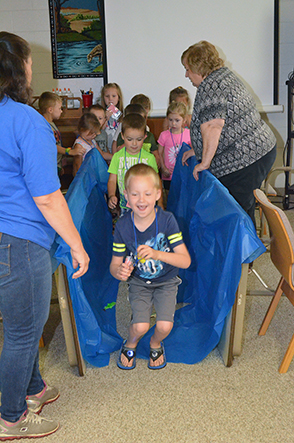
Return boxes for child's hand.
[105,106,113,120]
[161,166,171,178]
[137,245,159,262]
[71,145,87,156]
[108,195,118,209]
[116,260,133,281]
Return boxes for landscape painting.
[48,0,107,79]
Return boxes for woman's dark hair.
[0,32,32,104]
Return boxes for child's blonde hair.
[169,86,191,111]
[100,82,124,113]
[39,91,62,115]
[130,94,151,112]
[166,101,187,120]
[78,113,100,134]
[124,163,160,190]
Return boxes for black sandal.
[148,342,166,370]
[117,340,136,370]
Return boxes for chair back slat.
[254,189,294,290]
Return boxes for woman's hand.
[33,190,90,279]
[192,163,208,181]
[70,246,90,279]
[182,148,195,166]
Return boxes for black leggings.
[218,146,277,227]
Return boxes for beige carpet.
[1,201,294,443]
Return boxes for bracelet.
[65,148,71,156]
[108,195,115,199]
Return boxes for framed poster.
[48,0,107,80]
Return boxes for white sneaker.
[26,382,60,414]
[0,410,59,440]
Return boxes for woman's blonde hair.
[181,41,224,78]
[166,101,187,120]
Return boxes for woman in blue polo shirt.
[0,32,89,440]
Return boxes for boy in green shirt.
[108,114,161,213]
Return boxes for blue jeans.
[0,233,52,422]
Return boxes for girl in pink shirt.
[158,101,191,192]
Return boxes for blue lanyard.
[79,136,95,148]
[170,129,183,158]
[132,209,158,265]
[124,147,142,171]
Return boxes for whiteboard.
[104,0,275,115]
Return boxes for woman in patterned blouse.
[181,40,276,225]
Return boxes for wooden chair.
[257,167,293,239]
[254,188,294,373]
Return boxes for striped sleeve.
[113,242,126,254]
[165,211,184,249]
[112,217,127,256]
[168,232,183,245]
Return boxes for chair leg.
[279,334,294,373]
[258,277,284,336]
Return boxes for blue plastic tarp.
[52,145,266,366]
[53,149,122,367]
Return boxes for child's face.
[104,87,119,107]
[90,109,106,127]
[81,129,98,142]
[168,112,184,133]
[51,101,63,120]
[122,128,146,155]
[124,175,161,220]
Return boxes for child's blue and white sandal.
[117,340,136,370]
[148,342,166,370]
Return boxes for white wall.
[0,0,103,102]
[1,0,294,189]
[105,0,275,113]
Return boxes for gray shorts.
[128,276,182,324]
